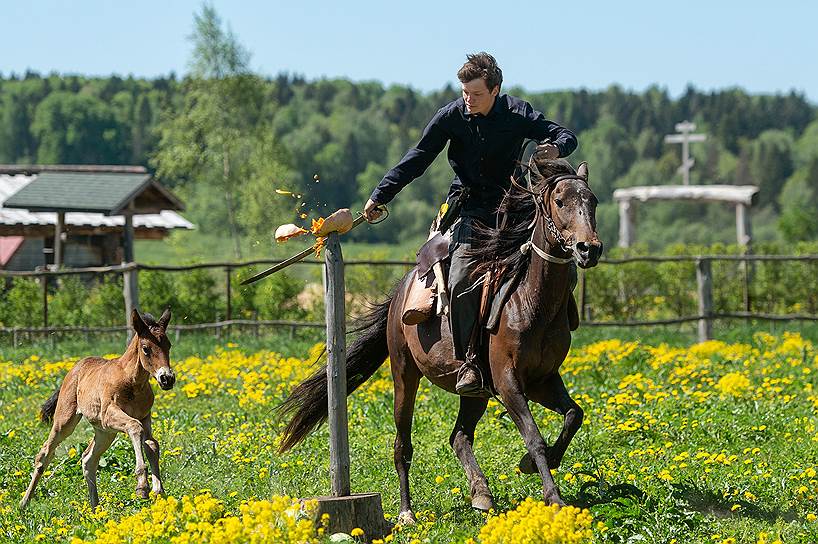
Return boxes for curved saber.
[240,214,368,285]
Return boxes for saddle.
[401,228,581,331]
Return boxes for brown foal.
[20,308,175,510]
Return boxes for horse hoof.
[136,488,150,499]
[397,510,416,525]
[471,493,494,512]
[518,453,537,474]
[544,492,565,507]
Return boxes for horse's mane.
[467,159,577,284]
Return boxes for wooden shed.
[0,165,193,270]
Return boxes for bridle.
[508,165,588,265]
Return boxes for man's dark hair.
[457,52,503,91]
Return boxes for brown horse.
[20,308,174,510]
[277,156,601,523]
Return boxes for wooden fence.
[2,254,818,345]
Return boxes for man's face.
[461,78,499,116]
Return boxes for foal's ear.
[577,162,589,183]
[158,307,172,330]
[131,309,150,337]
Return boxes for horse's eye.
[142,346,150,356]
[555,199,564,208]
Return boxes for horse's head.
[529,154,603,269]
[132,308,175,390]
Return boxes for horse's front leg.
[495,368,564,506]
[102,406,149,499]
[520,372,583,472]
[141,416,164,495]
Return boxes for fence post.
[324,232,351,497]
[123,265,140,343]
[41,274,48,328]
[696,258,713,342]
[225,266,232,338]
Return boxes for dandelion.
[715,372,751,396]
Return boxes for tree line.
[1,6,816,255]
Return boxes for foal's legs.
[391,348,422,525]
[102,406,149,498]
[519,373,584,473]
[141,416,164,495]
[450,396,493,511]
[82,429,116,508]
[20,411,81,509]
[494,369,564,506]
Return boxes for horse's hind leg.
[82,429,116,508]
[450,397,493,511]
[520,373,583,473]
[20,410,81,509]
[391,347,422,525]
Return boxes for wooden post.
[324,232,351,497]
[311,231,388,541]
[54,212,65,268]
[696,258,713,342]
[123,212,135,263]
[618,199,634,248]
[736,203,753,311]
[41,274,48,328]
[123,267,139,343]
[735,203,751,247]
[225,267,232,321]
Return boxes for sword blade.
[240,214,369,285]
[240,246,315,285]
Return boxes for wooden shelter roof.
[3,170,183,215]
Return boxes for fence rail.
[3,254,818,344]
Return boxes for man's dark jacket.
[369,94,577,219]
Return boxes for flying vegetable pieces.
[274,224,309,242]
[241,209,367,285]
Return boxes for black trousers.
[447,216,486,361]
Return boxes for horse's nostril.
[576,242,589,253]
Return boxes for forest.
[1,7,816,258]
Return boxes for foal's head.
[132,308,175,390]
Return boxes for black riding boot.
[449,217,491,397]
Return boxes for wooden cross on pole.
[664,120,707,185]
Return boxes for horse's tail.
[277,294,393,453]
[40,387,60,424]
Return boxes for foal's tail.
[276,294,393,453]
[40,388,60,423]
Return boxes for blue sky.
[3,0,817,102]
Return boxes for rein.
[509,167,587,264]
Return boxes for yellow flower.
[351,527,364,537]
[479,498,593,544]
[715,372,751,396]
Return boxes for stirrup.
[455,362,490,397]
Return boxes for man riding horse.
[363,52,578,396]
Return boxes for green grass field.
[2,325,818,543]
